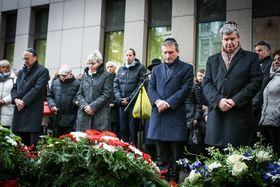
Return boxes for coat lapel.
[164,61,181,85]
[227,49,243,74]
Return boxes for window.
[34,7,49,65]
[196,0,226,69]
[104,0,125,66]
[252,0,280,51]
[146,0,171,66]
[3,11,17,66]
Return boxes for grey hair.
[0,59,10,67]
[162,39,179,52]
[87,50,103,64]
[219,24,240,38]
[106,61,117,68]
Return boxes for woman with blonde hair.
[0,59,16,129]
[76,50,114,132]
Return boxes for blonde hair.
[0,59,10,67]
[87,50,103,64]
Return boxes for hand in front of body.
[120,98,128,106]
[0,99,6,105]
[218,98,235,112]
[51,106,59,115]
[84,105,95,116]
[14,98,25,111]
[156,99,169,113]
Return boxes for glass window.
[104,0,125,66]
[147,26,171,64]
[196,0,226,69]
[3,11,17,66]
[146,0,172,66]
[34,7,49,65]
[104,31,124,64]
[196,22,224,69]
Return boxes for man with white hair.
[203,21,263,147]
[47,65,80,137]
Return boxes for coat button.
[225,78,228,81]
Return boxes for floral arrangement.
[0,126,37,186]
[178,133,280,187]
[35,130,168,187]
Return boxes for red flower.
[59,134,77,143]
[107,139,128,147]
[101,131,117,137]
[85,129,102,136]
[168,180,178,187]
[143,153,151,162]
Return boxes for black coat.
[47,76,80,128]
[114,59,146,110]
[11,62,49,133]
[203,48,262,147]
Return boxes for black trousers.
[155,141,185,183]
[14,132,40,146]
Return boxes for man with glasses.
[47,65,80,137]
[11,48,49,146]
[203,21,263,148]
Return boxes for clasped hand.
[218,98,235,112]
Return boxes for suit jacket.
[203,48,262,147]
[147,57,193,141]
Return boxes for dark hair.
[25,48,38,57]
[255,41,271,50]
[272,49,280,59]
[162,37,179,51]
[125,48,136,56]
[196,68,205,74]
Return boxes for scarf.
[0,71,11,82]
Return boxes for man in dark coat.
[203,21,263,148]
[11,48,49,146]
[47,65,80,137]
[147,38,194,183]
[114,48,146,146]
[253,41,272,126]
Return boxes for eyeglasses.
[225,21,238,28]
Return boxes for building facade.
[0,0,280,78]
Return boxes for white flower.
[70,132,86,141]
[101,136,118,141]
[100,143,117,153]
[128,145,143,156]
[256,150,272,162]
[5,136,17,146]
[232,161,248,176]
[208,161,222,172]
[188,170,201,184]
[0,126,4,130]
[226,154,244,165]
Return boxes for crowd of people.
[1,21,280,184]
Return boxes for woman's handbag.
[43,101,52,116]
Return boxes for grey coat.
[259,68,280,127]
[75,65,114,132]
[203,49,262,147]
[11,62,49,133]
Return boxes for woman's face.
[273,54,280,69]
[0,65,10,73]
[87,60,100,72]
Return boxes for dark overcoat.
[203,48,262,147]
[147,57,194,141]
[11,62,49,133]
[75,65,114,132]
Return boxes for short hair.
[0,59,10,67]
[255,40,271,51]
[25,48,38,57]
[87,50,103,64]
[220,21,240,38]
[272,49,280,59]
[162,37,179,51]
[196,68,205,74]
[106,61,117,68]
[125,48,136,56]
